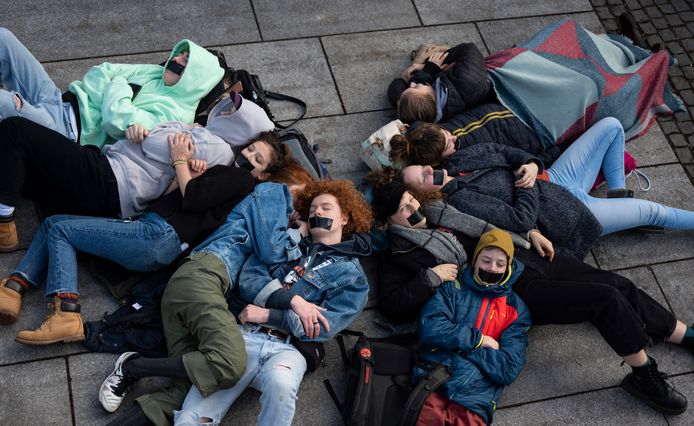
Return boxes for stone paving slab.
[591,164,694,270]
[215,38,342,121]
[626,122,679,167]
[253,0,420,40]
[0,358,72,425]
[413,0,593,25]
[495,386,667,425]
[0,1,260,62]
[294,111,394,182]
[321,24,484,113]
[652,259,694,326]
[477,12,604,53]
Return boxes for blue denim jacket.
[238,233,372,342]
[192,182,302,286]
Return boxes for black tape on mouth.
[433,170,445,186]
[236,155,255,172]
[407,210,425,226]
[166,60,185,76]
[477,269,504,285]
[309,216,333,230]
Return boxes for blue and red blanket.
[486,18,684,148]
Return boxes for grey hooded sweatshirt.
[104,95,274,218]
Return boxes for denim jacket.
[237,233,372,342]
[192,182,302,287]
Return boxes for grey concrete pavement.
[1,1,693,425]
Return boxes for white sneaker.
[99,351,139,412]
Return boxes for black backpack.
[277,128,331,180]
[325,333,450,426]
[82,264,175,357]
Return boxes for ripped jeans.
[174,324,307,426]
[0,28,73,139]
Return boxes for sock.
[681,326,694,346]
[0,203,15,218]
[632,356,653,370]
[8,273,30,291]
[124,355,188,380]
[56,292,79,303]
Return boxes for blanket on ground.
[486,18,684,148]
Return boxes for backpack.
[229,69,307,129]
[82,264,175,357]
[277,128,331,180]
[325,333,450,426]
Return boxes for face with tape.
[387,190,427,229]
[236,141,274,180]
[473,247,508,286]
[401,165,448,193]
[163,50,189,86]
[308,193,348,237]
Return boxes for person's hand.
[126,124,149,143]
[188,159,207,178]
[428,51,449,68]
[402,63,424,82]
[239,304,270,324]
[431,263,458,282]
[515,162,539,188]
[528,229,555,262]
[481,335,499,350]
[168,132,195,162]
[291,295,330,339]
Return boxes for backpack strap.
[266,91,307,129]
[323,379,343,412]
[398,364,451,426]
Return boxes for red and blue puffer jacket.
[415,259,531,424]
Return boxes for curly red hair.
[295,180,373,238]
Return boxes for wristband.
[172,159,188,168]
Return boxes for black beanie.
[373,181,407,224]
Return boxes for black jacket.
[441,103,563,167]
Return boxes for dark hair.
[396,89,436,124]
[389,123,446,167]
[295,180,373,238]
[249,130,291,176]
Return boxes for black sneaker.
[621,358,687,415]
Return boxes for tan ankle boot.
[0,217,19,252]
[15,297,85,345]
[0,277,25,325]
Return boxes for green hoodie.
[68,39,224,148]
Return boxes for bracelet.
[172,159,188,168]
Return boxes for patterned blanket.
[486,18,684,148]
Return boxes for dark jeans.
[0,117,119,216]
[514,251,676,356]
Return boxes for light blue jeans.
[0,28,73,139]
[13,212,183,297]
[174,325,307,426]
[548,117,694,235]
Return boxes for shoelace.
[648,369,672,396]
[626,168,651,192]
[110,372,136,397]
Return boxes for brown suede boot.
[0,216,19,252]
[0,277,26,325]
[15,297,85,345]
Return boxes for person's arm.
[446,182,540,234]
[465,295,531,385]
[445,43,492,109]
[419,283,484,353]
[265,266,370,342]
[100,76,162,140]
[180,166,254,212]
[444,143,543,175]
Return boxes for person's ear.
[341,213,349,226]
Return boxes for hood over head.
[204,95,274,147]
[164,39,225,98]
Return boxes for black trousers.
[0,117,120,216]
[514,251,676,356]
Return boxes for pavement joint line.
[318,37,348,116]
[646,265,677,314]
[65,356,77,426]
[248,0,264,42]
[606,255,694,273]
[0,350,92,368]
[409,0,424,27]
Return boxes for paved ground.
[1,1,694,425]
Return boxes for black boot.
[621,357,687,415]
